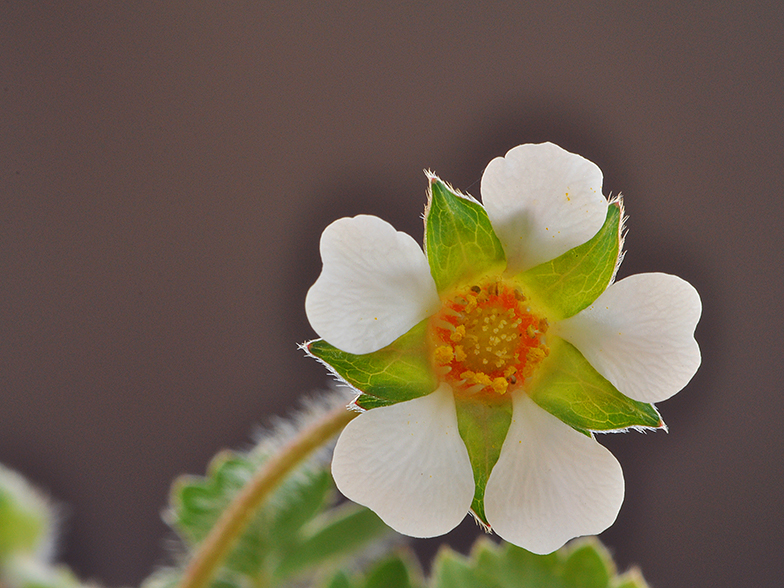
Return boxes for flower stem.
[177,402,358,588]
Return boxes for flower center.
[429,280,549,397]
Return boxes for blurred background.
[2,2,782,586]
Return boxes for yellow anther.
[450,325,465,342]
[430,280,549,397]
[474,372,492,387]
[492,377,509,394]
[434,345,454,364]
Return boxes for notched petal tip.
[481,143,609,273]
[484,395,624,554]
[305,214,439,355]
[331,385,475,538]
[557,273,702,404]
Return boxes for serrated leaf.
[561,543,613,588]
[430,546,493,588]
[272,502,391,581]
[432,537,634,588]
[425,178,506,293]
[517,203,621,320]
[170,452,256,546]
[530,338,662,432]
[454,397,513,525]
[167,450,348,581]
[363,555,416,588]
[307,321,437,410]
[610,569,650,588]
[473,539,564,588]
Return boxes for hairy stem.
[177,402,358,588]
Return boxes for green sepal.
[424,177,506,293]
[454,396,513,525]
[530,338,663,432]
[306,320,437,410]
[516,202,621,320]
[431,536,636,588]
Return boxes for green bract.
[424,178,506,292]
[516,203,622,320]
[307,321,436,410]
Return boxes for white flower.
[305,143,702,554]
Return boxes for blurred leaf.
[165,444,392,587]
[273,502,390,581]
[3,555,84,588]
[0,465,53,559]
[363,554,420,588]
[431,546,491,588]
[610,568,650,588]
[430,538,639,588]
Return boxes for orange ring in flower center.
[428,280,549,397]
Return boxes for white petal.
[555,273,702,404]
[481,143,608,273]
[331,384,474,538]
[305,215,440,354]
[485,394,624,554]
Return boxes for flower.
[304,143,701,554]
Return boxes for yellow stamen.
[492,377,509,395]
[434,345,454,364]
[450,324,466,342]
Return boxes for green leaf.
[166,445,393,586]
[425,177,506,293]
[268,468,334,547]
[307,321,437,410]
[471,538,563,588]
[169,451,257,547]
[3,556,85,588]
[530,338,663,432]
[454,397,513,525]
[0,466,53,559]
[610,569,650,588]
[516,203,621,320]
[363,555,418,588]
[431,546,492,588]
[561,543,613,588]
[432,537,626,588]
[323,571,354,588]
[273,502,391,580]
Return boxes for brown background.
[2,2,783,587]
